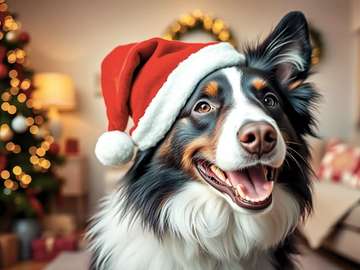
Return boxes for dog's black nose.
[238,121,277,157]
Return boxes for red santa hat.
[95,38,243,166]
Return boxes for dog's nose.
[238,121,277,156]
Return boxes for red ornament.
[19,31,30,44]
[49,142,60,155]
[0,46,6,60]
[0,154,7,170]
[0,63,8,79]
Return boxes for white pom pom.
[95,131,135,166]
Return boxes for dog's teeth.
[225,179,232,187]
[236,184,246,198]
[210,165,226,181]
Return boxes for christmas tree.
[0,1,63,229]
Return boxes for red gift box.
[31,235,78,261]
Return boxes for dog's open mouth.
[196,160,277,210]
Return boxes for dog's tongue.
[227,166,273,200]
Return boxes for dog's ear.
[245,11,312,87]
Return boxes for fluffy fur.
[88,11,320,270]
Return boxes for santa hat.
[95,38,243,166]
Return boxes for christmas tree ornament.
[5,30,20,43]
[0,124,13,141]
[95,38,242,166]
[11,114,28,133]
[48,142,60,155]
[0,154,7,170]
[19,31,30,44]
[0,46,6,60]
[0,63,8,78]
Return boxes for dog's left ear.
[245,11,312,87]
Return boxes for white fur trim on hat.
[132,42,244,150]
[95,131,135,166]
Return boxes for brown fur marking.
[252,78,267,91]
[203,81,219,97]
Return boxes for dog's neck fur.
[89,180,300,270]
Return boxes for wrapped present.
[42,214,76,236]
[0,234,18,268]
[31,235,78,261]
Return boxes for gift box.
[31,235,78,261]
[0,234,19,268]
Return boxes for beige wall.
[11,0,355,211]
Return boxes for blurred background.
[0,0,359,269]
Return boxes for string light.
[12,166,22,176]
[4,179,14,189]
[9,69,18,78]
[7,51,16,64]
[10,87,19,95]
[1,101,10,111]
[5,142,15,151]
[1,92,11,101]
[13,144,21,153]
[30,155,39,165]
[40,159,51,169]
[7,105,17,114]
[28,146,37,155]
[20,79,31,90]
[0,170,10,179]
[26,117,34,126]
[29,125,39,134]
[20,174,32,185]
[36,147,45,157]
[10,78,20,88]
[26,99,33,108]
[34,115,44,125]
[17,93,27,103]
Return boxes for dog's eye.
[194,101,213,114]
[263,93,279,108]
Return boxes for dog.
[88,11,320,270]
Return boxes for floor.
[4,247,360,270]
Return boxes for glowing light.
[9,69,18,78]
[4,179,14,189]
[26,117,34,126]
[10,87,19,95]
[13,145,21,154]
[0,3,8,12]
[29,125,39,135]
[10,78,20,88]
[12,166,22,176]
[1,101,10,111]
[212,19,225,34]
[30,155,39,165]
[17,93,27,103]
[26,99,33,108]
[7,51,16,64]
[36,148,45,157]
[34,115,44,125]
[0,170,10,179]
[11,182,18,191]
[21,174,32,185]
[41,141,50,151]
[40,159,51,169]
[15,49,26,59]
[5,142,15,151]
[45,136,54,144]
[20,79,31,90]
[8,105,17,114]
[1,92,11,101]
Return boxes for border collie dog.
[88,12,319,270]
